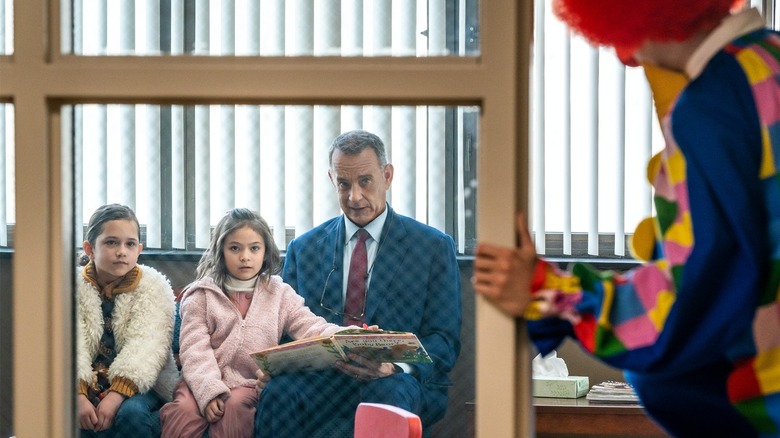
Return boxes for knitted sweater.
[178,275,342,414]
[76,264,178,402]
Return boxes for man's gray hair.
[328,130,388,168]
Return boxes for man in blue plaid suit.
[254,130,462,437]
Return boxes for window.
[0,0,11,55]
[0,104,11,247]
[63,0,479,57]
[72,104,479,254]
[61,2,480,255]
[529,0,778,260]
[7,1,534,436]
[530,0,661,260]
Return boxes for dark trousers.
[254,369,423,438]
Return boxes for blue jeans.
[80,391,164,438]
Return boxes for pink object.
[354,403,422,438]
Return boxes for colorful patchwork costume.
[527,8,780,437]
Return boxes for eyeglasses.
[319,219,390,323]
[319,265,368,322]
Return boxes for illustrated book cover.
[251,329,432,376]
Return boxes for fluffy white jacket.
[76,264,179,402]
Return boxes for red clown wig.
[553,0,745,60]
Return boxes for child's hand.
[256,369,271,393]
[94,391,124,431]
[77,394,98,431]
[205,397,225,423]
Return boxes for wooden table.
[466,398,669,437]
[533,397,668,436]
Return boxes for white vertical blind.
[428,0,446,55]
[414,107,428,222]
[138,105,162,247]
[81,105,108,217]
[0,3,777,256]
[531,0,663,257]
[259,106,286,247]
[428,107,447,231]
[584,48,599,255]
[314,0,339,55]
[391,107,417,217]
[235,105,261,211]
[392,0,415,57]
[4,1,474,253]
[531,0,546,254]
[106,105,135,208]
[342,1,362,56]
[137,2,167,247]
[210,105,235,223]
[194,105,211,248]
[608,58,627,256]
[0,0,7,54]
[171,105,186,248]
[285,106,315,234]
[311,106,341,225]
[624,69,656,237]
[286,0,312,56]
[364,0,390,56]
[139,0,160,55]
[194,0,209,54]
[0,105,6,245]
[171,0,184,55]
[456,107,466,254]
[259,1,285,247]
[364,107,391,167]
[562,33,572,255]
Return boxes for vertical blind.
[530,0,776,258]
[73,102,475,252]
[0,105,9,247]
[3,0,777,256]
[530,0,660,258]
[62,1,478,253]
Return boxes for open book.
[251,329,432,376]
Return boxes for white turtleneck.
[225,274,258,318]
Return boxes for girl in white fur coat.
[76,204,178,437]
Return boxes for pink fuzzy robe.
[178,275,343,414]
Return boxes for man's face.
[329,148,393,227]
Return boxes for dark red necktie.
[344,229,369,325]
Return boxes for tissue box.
[533,376,589,398]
